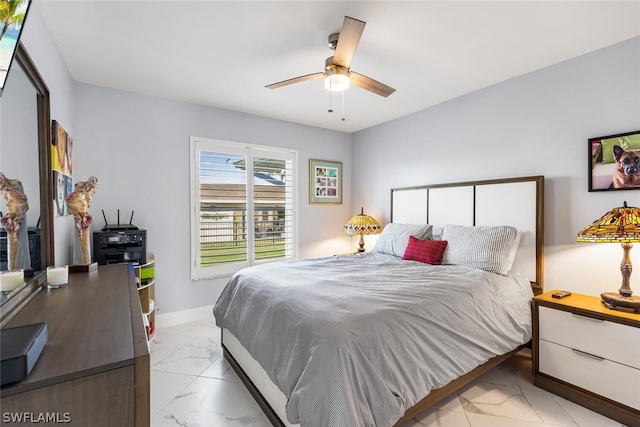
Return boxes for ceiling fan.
[266,16,396,98]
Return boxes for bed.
[213,175,544,427]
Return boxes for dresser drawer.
[538,306,640,369]
[538,339,640,411]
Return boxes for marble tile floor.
[150,317,626,427]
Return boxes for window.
[190,137,297,279]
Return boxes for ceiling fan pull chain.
[328,80,334,113]
[341,91,346,121]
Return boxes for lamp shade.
[576,201,640,243]
[344,208,381,236]
[576,201,640,312]
[344,208,381,253]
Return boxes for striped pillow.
[441,225,521,275]
[371,223,433,257]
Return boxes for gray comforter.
[213,252,533,427]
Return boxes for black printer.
[92,210,146,265]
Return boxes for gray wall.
[352,36,640,297]
[72,84,353,314]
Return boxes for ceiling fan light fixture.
[324,63,350,92]
[324,73,350,92]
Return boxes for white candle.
[47,266,68,288]
[1,270,24,292]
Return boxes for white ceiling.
[37,1,640,133]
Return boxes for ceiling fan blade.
[333,16,366,69]
[350,72,396,97]
[266,72,325,89]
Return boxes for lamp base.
[601,291,640,313]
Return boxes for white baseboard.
[155,305,214,329]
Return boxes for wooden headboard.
[390,176,544,294]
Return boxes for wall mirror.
[0,43,53,324]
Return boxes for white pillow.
[431,225,444,240]
[441,224,521,275]
[371,223,433,257]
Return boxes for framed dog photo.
[309,159,342,204]
[589,130,640,192]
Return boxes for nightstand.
[532,291,640,426]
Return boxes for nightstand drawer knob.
[572,348,605,361]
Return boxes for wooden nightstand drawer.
[533,292,640,425]
[539,306,640,369]
[539,339,640,411]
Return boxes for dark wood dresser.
[1,263,150,426]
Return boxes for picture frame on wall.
[51,120,74,216]
[589,130,640,192]
[309,159,342,204]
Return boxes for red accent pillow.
[402,236,448,265]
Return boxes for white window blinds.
[190,137,297,279]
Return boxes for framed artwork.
[589,130,640,192]
[309,159,342,204]
[51,120,74,216]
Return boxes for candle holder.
[46,266,69,289]
[1,269,24,293]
